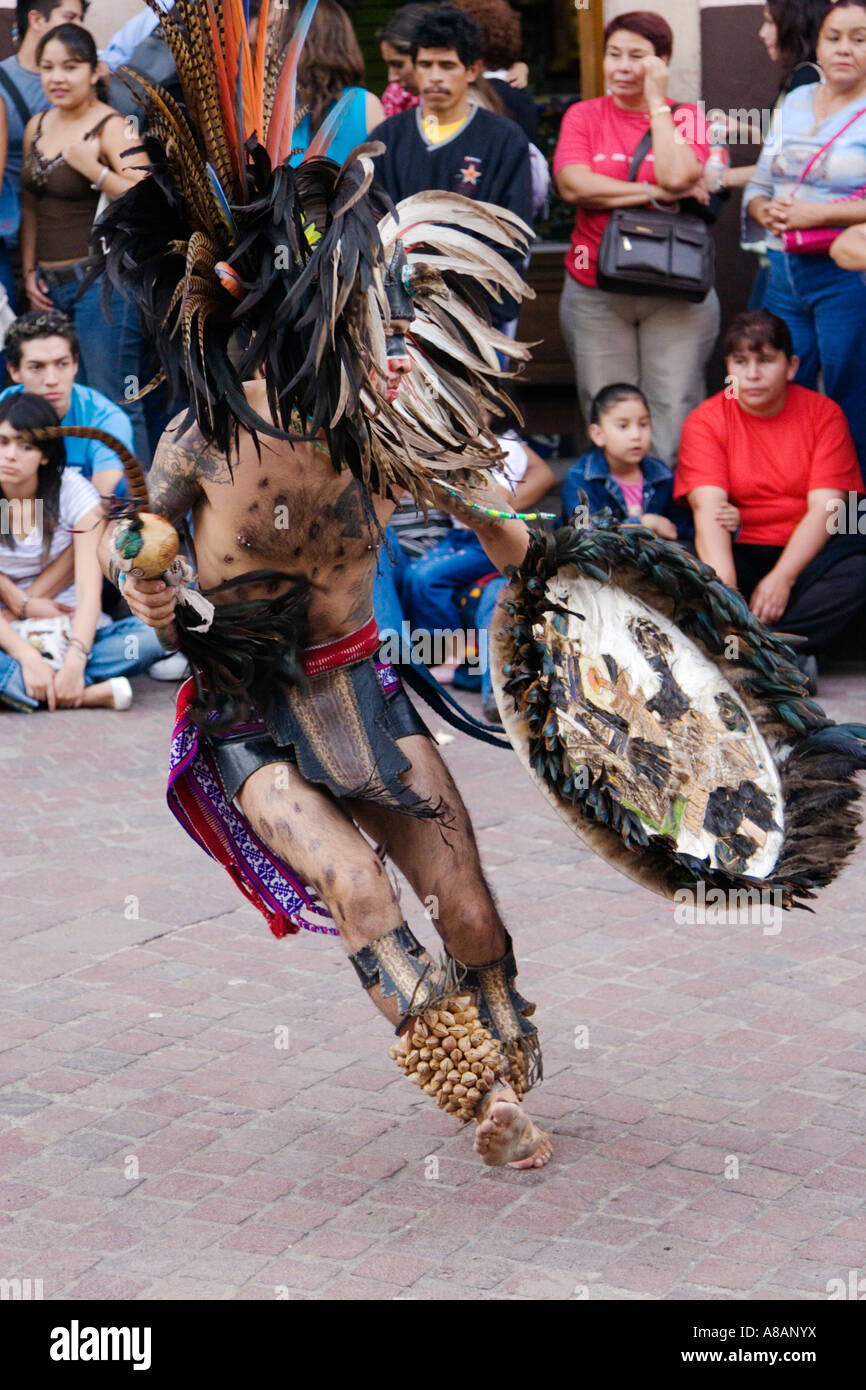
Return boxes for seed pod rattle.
[112,512,179,579]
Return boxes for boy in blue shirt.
[1,311,133,497]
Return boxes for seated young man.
[0,310,133,497]
[675,309,866,685]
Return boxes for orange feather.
[268,0,320,164]
[204,0,243,183]
[252,0,270,137]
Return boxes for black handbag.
[596,122,715,302]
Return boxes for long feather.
[267,0,319,163]
[225,0,256,138]
[398,188,533,236]
[252,0,269,136]
[206,164,240,245]
[383,192,533,253]
[301,88,357,163]
[23,426,149,506]
[203,0,240,169]
[234,47,247,197]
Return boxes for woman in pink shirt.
[553,9,720,466]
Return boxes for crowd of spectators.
[1,0,865,715]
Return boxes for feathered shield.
[491,519,866,911]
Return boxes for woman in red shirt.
[675,309,866,684]
[553,10,719,466]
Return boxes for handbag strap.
[626,103,681,184]
[792,105,866,192]
[0,67,31,130]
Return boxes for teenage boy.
[1,311,131,497]
[370,5,532,328]
[676,309,866,683]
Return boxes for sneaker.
[109,677,133,710]
[147,652,191,681]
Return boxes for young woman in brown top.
[20,23,149,460]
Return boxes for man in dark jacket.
[370,6,532,328]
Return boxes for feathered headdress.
[93,0,534,502]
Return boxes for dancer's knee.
[315,853,398,940]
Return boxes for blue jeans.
[474,576,506,702]
[402,530,496,634]
[0,240,16,378]
[0,617,166,710]
[762,250,866,480]
[47,269,150,463]
[372,526,410,637]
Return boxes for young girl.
[0,392,166,711]
[561,383,740,541]
[21,23,149,459]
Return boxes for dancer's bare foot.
[473,1083,552,1169]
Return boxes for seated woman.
[560,383,742,542]
[0,393,167,711]
[675,308,866,687]
[286,0,385,166]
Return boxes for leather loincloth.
[210,653,432,813]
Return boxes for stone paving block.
[184,1198,260,1225]
[144,1173,223,1202]
[689,1257,771,1292]
[60,1220,143,1252]
[291,1229,377,1260]
[303,1275,395,1300]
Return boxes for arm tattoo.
[148,416,229,524]
[431,481,507,532]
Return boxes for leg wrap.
[448,932,542,1098]
[349,922,464,1028]
[388,993,508,1123]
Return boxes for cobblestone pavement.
[1,669,864,1302]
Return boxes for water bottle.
[705,129,731,194]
